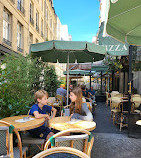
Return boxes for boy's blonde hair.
[35,90,48,101]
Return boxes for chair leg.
[24,152,26,158]
[113,113,115,124]
[120,122,122,131]
[120,113,123,131]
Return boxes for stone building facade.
[0,0,57,56]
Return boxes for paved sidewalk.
[91,102,141,158]
[91,133,141,158]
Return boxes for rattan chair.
[48,97,56,104]
[110,97,122,124]
[61,105,70,116]
[44,128,94,157]
[82,97,93,112]
[132,94,141,97]
[106,92,110,106]
[21,132,45,151]
[115,93,123,97]
[131,96,141,113]
[0,120,28,158]
[55,95,66,115]
[18,111,45,152]
[33,147,90,158]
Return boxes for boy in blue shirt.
[29,90,57,142]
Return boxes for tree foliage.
[0,54,59,118]
[104,55,123,72]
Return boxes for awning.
[98,22,129,56]
[91,65,109,72]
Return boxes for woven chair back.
[44,129,94,157]
[111,97,122,108]
[132,97,141,108]
[0,126,9,156]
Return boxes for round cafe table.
[136,120,141,126]
[0,115,45,131]
[49,116,96,131]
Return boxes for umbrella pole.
[77,74,78,86]
[128,45,133,137]
[67,52,69,105]
[128,45,133,113]
[100,71,103,95]
[90,75,91,89]
[108,73,109,92]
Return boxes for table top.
[121,99,128,102]
[136,120,141,126]
[0,115,45,131]
[49,116,96,131]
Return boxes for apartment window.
[49,17,52,28]
[3,9,12,46]
[45,8,48,20]
[41,19,43,37]
[30,2,34,26]
[53,23,55,34]
[36,11,39,32]
[17,22,23,52]
[36,39,38,43]
[29,32,33,46]
[41,0,43,11]
[17,0,25,15]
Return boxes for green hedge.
[0,54,59,118]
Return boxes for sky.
[53,0,100,42]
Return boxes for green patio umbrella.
[105,0,141,46]
[63,69,93,75]
[91,65,109,72]
[30,40,106,105]
[63,69,94,86]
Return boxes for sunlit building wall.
[0,0,57,57]
[60,25,72,41]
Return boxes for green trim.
[49,136,55,146]
[88,133,93,142]
[63,108,65,113]
[9,125,14,133]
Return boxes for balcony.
[36,25,40,33]
[17,46,23,53]
[3,38,12,47]
[17,1,25,15]
[30,17,34,26]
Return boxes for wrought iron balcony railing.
[30,17,34,26]
[3,38,12,46]
[36,25,40,32]
[17,1,25,15]
[41,31,44,38]
[17,46,23,53]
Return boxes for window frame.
[3,8,12,46]
[17,21,23,52]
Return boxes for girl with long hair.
[69,87,93,121]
